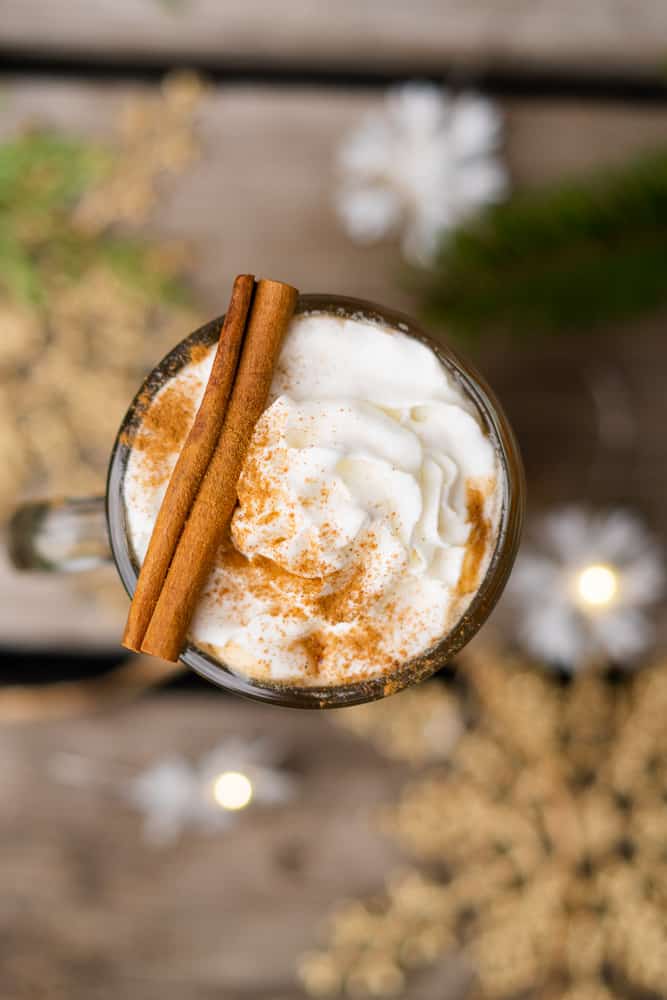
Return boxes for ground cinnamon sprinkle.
[318,619,395,678]
[133,383,195,487]
[209,534,422,683]
[119,388,152,448]
[458,482,491,596]
[204,545,323,644]
[184,471,494,684]
[318,564,364,621]
[188,342,211,365]
[294,631,326,675]
[232,417,286,549]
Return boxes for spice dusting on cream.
[123,311,503,686]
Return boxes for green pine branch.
[0,130,186,307]
[421,148,667,341]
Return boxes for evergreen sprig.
[0,131,184,305]
[422,148,667,341]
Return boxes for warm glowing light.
[576,563,619,608]
[212,771,253,810]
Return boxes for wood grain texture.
[0,694,421,999]
[2,80,667,650]
[2,0,667,74]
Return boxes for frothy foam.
[123,311,503,686]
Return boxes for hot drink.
[122,302,503,688]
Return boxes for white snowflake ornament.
[506,507,664,671]
[126,737,297,846]
[336,83,507,265]
[127,755,231,846]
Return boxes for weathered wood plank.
[2,0,667,74]
[0,695,418,998]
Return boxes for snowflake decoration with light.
[301,644,667,1000]
[126,736,296,845]
[335,83,507,265]
[505,507,664,670]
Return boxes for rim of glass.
[107,294,525,709]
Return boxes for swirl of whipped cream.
[231,314,498,590]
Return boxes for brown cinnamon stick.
[122,274,256,653]
[141,278,298,662]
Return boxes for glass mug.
[9,295,525,708]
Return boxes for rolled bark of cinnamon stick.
[141,278,298,662]
[122,274,256,653]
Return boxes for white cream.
[123,311,503,686]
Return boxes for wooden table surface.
[0,692,427,1000]
[3,0,667,76]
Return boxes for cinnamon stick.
[141,278,298,662]
[122,274,256,652]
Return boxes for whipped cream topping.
[123,311,503,686]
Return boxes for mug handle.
[8,497,112,572]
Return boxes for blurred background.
[2,3,667,998]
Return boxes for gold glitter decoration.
[0,301,42,367]
[0,74,205,523]
[75,71,204,232]
[335,680,462,764]
[300,871,456,998]
[302,644,667,999]
[0,390,30,516]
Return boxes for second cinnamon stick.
[141,278,298,662]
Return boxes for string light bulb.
[212,771,253,811]
[575,563,619,608]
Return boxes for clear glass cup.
[9,294,525,708]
